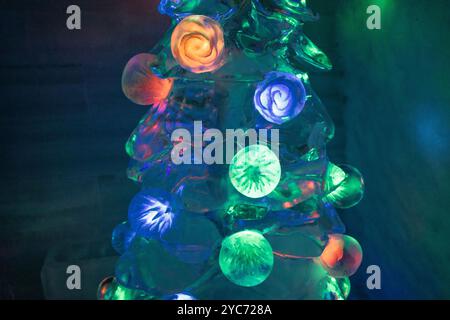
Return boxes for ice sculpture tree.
[98,0,365,300]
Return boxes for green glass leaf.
[288,34,333,71]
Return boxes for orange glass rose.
[171,15,225,74]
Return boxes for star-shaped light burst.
[128,190,177,238]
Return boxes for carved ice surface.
[171,15,225,74]
[108,0,365,300]
[122,53,173,106]
[112,222,136,255]
[315,276,351,300]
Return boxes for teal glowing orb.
[229,145,281,198]
[219,230,274,287]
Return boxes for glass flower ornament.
[171,15,225,73]
[254,71,307,125]
[112,222,136,255]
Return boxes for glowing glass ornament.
[122,53,173,106]
[171,15,225,73]
[254,72,307,125]
[319,234,363,278]
[97,277,153,300]
[324,164,364,209]
[165,292,197,300]
[260,0,314,21]
[219,230,274,287]
[111,222,136,255]
[128,189,179,239]
[229,145,281,199]
[317,276,351,300]
[97,276,116,300]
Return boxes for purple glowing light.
[254,71,307,125]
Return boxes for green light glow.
[97,277,154,301]
[324,165,364,209]
[225,203,269,221]
[219,230,274,287]
[319,276,351,300]
[113,285,129,300]
[229,145,281,199]
[289,35,333,71]
[324,162,346,193]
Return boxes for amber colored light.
[320,234,344,268]
[122,53,174,106]
[171,15,225,74]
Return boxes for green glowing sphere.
[97,277,152,300]
[219,230,274,287]
[324,164,364,209]
[318,276,351,300]
[229,145,281,199]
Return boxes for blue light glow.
[128,189,178,238]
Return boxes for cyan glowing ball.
[229,144,281,199]
[254,71,307,125]
[128,189,179,239]
[219,230,274,287]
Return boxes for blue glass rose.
[254,71,307,125]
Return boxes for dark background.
[0,0,449,299]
